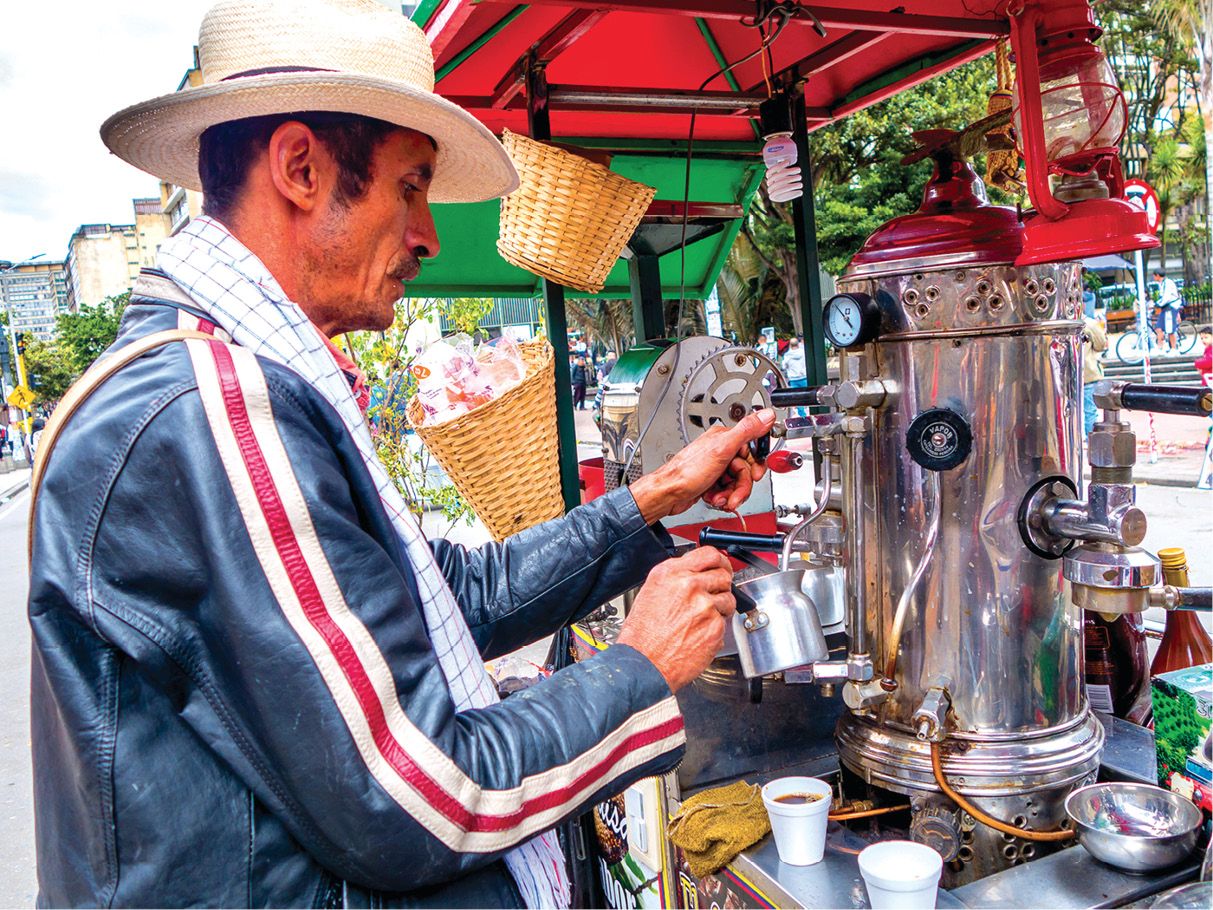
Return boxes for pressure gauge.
[822,292,880,348]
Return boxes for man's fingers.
[722,408,775,449]
[714,592,738,618]
[724,472,755,513]
[678,545,733,573]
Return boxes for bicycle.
[1113,319,1198,364]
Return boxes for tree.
[1149,0,1212,280]
[22,339,75,403]
[565,297,635,354]
[1100,1,1207,278]
[56,292,128,374]
[735,53,1004,328]
[346,296,499,525]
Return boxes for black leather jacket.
[29,289,685,907]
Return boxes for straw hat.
[100,0,518,204]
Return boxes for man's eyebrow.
[407,163,434,184]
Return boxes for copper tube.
[828,804,910,821]
[930,743,1074,842]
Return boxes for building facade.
[159,61,206,238]
[64,198,168,313]
[160,181,203,237]
[0,259,68,342]
[64,223,137,314]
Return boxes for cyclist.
[1152,267,1183,353]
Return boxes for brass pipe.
[882,471,941,689]
[828,804,910,821]
[930,743,1074,842]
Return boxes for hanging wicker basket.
[405,338,563,541]
[497,129,657,293]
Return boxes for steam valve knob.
[765,450,804,474]
[906,408,972,471]
[910,807,961,862]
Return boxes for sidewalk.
[1113,410,1210,488]
[0,464,31,501]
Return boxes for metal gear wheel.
[677,346,786,446]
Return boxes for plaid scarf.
[158,216,568,908]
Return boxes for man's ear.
[267,121,327,212]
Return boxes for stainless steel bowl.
[1065,783,1202,873]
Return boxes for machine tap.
[1019,380,1211,615]
[912,687,952,743]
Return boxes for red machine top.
[845,156,1023,277]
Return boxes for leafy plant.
[21,339,75,403]
[346,296,501,526]
[55,292,128,374]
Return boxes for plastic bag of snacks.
[410,335,527,426]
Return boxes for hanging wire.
[618,8,795,486]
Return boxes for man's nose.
[408,200,440,259]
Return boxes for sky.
[0,0,222,263]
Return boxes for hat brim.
[100,71,519,204]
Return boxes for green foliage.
[346,296,499,526]
[732,53,1008,334]
[22,339,75,403]
[1152,675,1212,785]
[55,292,128,375]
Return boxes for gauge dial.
[823,292,880,348]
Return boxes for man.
[28,1,774,906]
[571,354,588,410]
[781,336,808,417]
[1152,267,1183,353]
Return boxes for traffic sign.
[6,385,34,410]
[1123,178,1161,234]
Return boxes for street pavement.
[0,477,35,907]
[0,406,1207,901]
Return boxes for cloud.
[0,0,215,257]
[0,171,56,217]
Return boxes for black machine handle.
[731,584,758,613]
[699,528,786,552]
[769,385,829,408]
[726,545,778,575]
[1119,383,1212,418]
[1173,587,1212,612]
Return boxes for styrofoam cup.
[760,776,833,865]
[858,840,943,909]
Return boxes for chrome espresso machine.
[587,155,1212,904]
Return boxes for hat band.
[220,65,336,81]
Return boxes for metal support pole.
[628,254,666,342]
[6,326,32,465]
[527,63,582,513]
[790,88,828,388]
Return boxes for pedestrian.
[781,336,808,416]
[571,354,588,409]
[27,2,775,907]
[1082,296,1108,439]
[1152,267,1183,353]
[1196,324,1212,385]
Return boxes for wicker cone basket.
[405,339,564,541]
[498,129,657,293]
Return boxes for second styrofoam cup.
[760,776,833,865]
[858,840,943,909]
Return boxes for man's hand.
[629,409,776,525]
[616,547,736,692]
